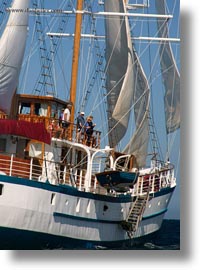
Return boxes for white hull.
[0,175,174,249]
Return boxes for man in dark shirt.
[85,116,96,146]
[76,112,85,142]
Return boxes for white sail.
[0,0,29,114]
[104,0,135,147]
[123,51,150,167]
[124,111,149,167]
[155,0,180,133]
[104,0,150,167]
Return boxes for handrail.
[133,166,175,196]
[113,154,131,171]
[0,113,8,119]
[0,154,102,193]
[17,114,102,148]
[49,121,101,148]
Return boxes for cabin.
[0,94,103,190]
[1,93,101,146]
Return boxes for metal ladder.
[121,191,150,233]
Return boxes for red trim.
[0,119,51,144]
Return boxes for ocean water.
[124,219,180,250]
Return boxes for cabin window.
[57,107,63,121]
[34,103,41,115]
[0,184,3,195]
[0,138,6,152]
[34,103,47,116]
[19,102,31,114]
[51,103,57,118]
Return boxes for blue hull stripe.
[142,208,167,220]
[0,174,131,203]
[54,212,120,224]
[0,174,175,203]
[53,208,168,224]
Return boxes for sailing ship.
[0,0,180,249]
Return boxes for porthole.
[103,205,108,212]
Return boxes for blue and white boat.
[95,170,139,192]
[0,0,179,249]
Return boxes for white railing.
[133,167,175,196]
[0,154,42,180]
[0,153,175,197]
[0,154,105,194]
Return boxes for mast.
[69,0,83,129]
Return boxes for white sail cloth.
[155,0,180,133]
[104,0,135,148]
[123,51,150,167]
[0,0,29,114]
[104,0,150,167]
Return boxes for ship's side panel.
[0,175,175,248]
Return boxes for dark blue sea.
[121,219,180,250]
[2,219,180,269]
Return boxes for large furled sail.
[123,51,150,168]
[104,0,135,148]
[0,0,29,115]
[104,0,150,167]
[155,0,180,133]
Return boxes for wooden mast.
[69,0,83,135]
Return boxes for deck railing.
[0,154,107,194]
[0,153,175,197]
[133,167,175,196]
[17,114,101,148]
[0,113,8,119]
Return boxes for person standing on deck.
[60,104,72,139]
[84,116,96,146]
[76,111,85,142]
